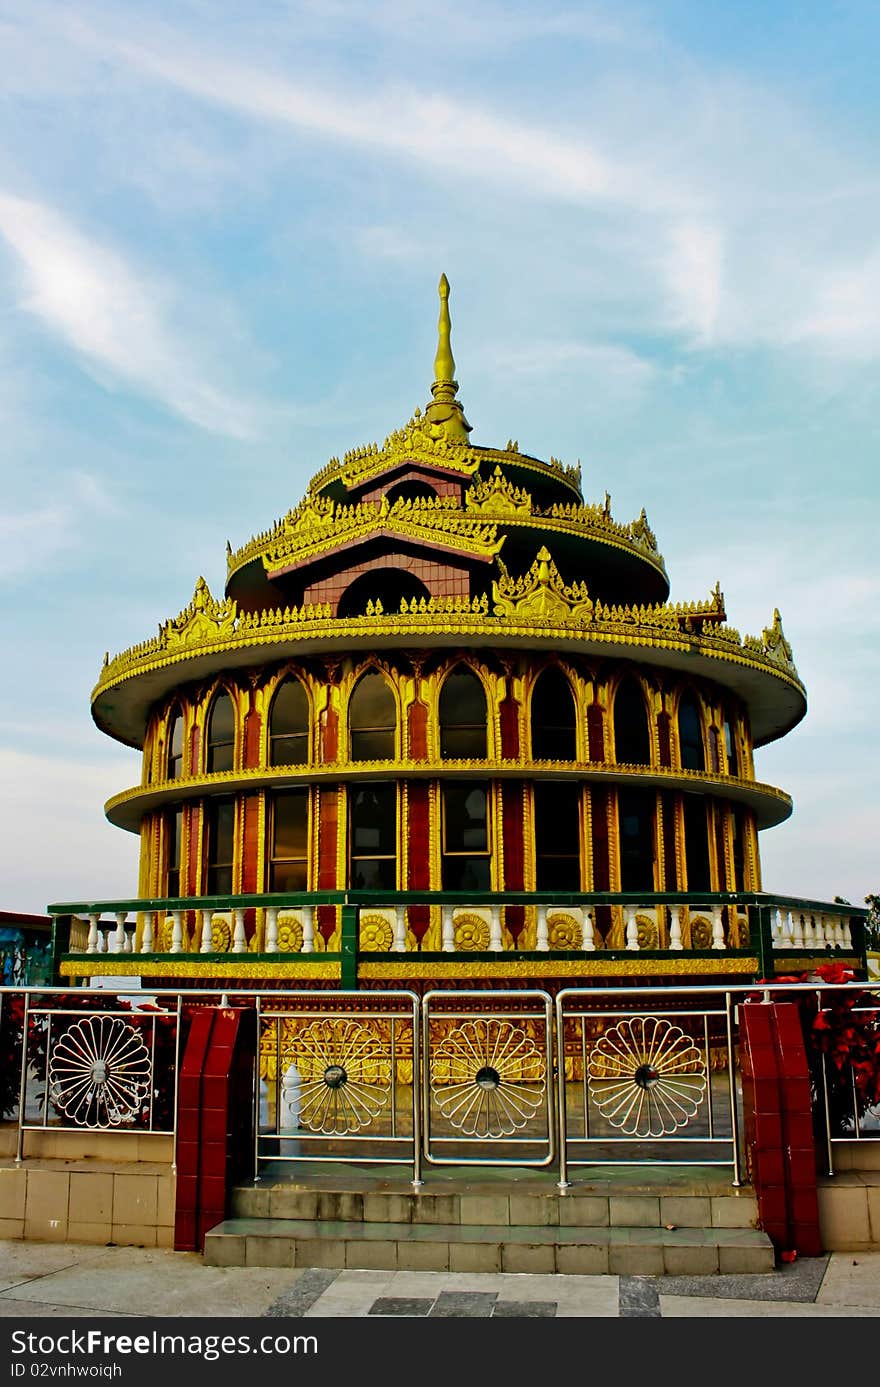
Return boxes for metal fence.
[2,980,879,1187]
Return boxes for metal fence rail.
[422,989,555,1169]
[255,990,421,1185]
[556,987,742,1188]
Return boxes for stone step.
[231,1183,759,1232]
[205,1217,775,1276]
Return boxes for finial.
[434,274,455,383]
[424,274,471,442]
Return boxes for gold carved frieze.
[493,547,595,624]
[464,466,532,517]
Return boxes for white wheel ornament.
[48,1016,152,1128]
[587,1016,706,1137]
[432,1018,545,1137]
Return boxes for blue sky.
[0,0,877,913]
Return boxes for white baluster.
[393,906,406,953]
[841,917,853,949]
[265,907,279,954]
[200,910,213,954]
[141,912,154,952]
[803,914,816,948]
[668,906,683,951]
[832,916,845,948]
[124,929,133,954]
[170,910,184,954]
[232,908,247,954]
[792,912,805,950]
[87,914,99,955]
[625,907,639,952]
[489,906,503,953]
[441,906,455,953]
[819,913,832,947]
[536,905,549,952]
[781,909,794,948]
[112,912,127,954]
[770,908,783,948]
[582,908,596,952]
[711,906,725,951]
[301,906,315,955]
[98,929,107,954]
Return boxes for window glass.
[439,668,487,759]
[618,787,655,892]
[349,672,396,761]
[613,678,651,766]
[206,797,235,895]
[167,808,183,897]
[441,781,491,889]
[207,692,235,773]
[168,712,184,780]
[269,789,308,892]
[678,694,705,772]
[682,795,711,892]
[724,716,739,777]
[535,782,581,889]
[269,680,309,766]
[348,783,396,889]
[531,669,577,761]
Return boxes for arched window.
[678,692,705,772]
[269,678,309,766]
[617,787,655,891]
[337,570,432,618]
[167,710,184,780]
[205,796,235,894]
[530,668,577,761]
[206,691,235,773]
[349,671,396,761]
[613,678,651,766]
[439,666,488,759]
[723,713,739,777]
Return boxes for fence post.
[341,904,358,990]
[756,904,774,979]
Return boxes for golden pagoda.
[65,275,839,991]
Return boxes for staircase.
[204,1167,774,1275]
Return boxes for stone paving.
[0,1242,879,1317]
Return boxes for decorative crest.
[493,546,594,624]
[465,466,532,517]
[162,577,237,649]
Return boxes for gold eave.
[103,761,793,833]
[93,611,806,751]
[264,524,502,580]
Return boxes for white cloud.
[489,339,657,393]
[663,221,724,344]
[0,193,258,438]
[0,748,140,914]
[0,471,119,582]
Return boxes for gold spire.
[424,273,471,443]
[434,273,455,382]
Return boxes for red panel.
[240,793,260,895]
[406,781,431,945]
[185,803,201,897]
[189,725,201,777]
[591,788,610,892]
[321,705,338,762]
[408,700,428,760]
[243,703,261,769]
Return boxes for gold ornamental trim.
[359,956,761,979]
[60,958,341,980]
[93,583,804,707]
[249,493,505,579]
[102,760,793,829]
